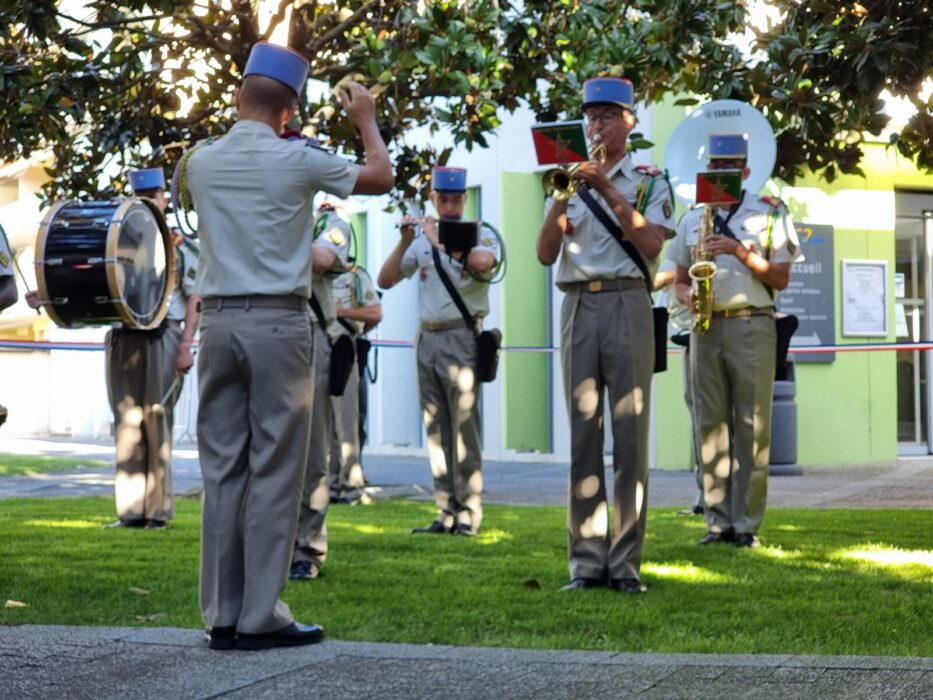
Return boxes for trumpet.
[688,206,717,333]
[542,136,606,201]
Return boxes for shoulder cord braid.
[171,139,216,239]
[465,221,507,284]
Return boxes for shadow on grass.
[0,498,930,656]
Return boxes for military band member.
[105,167,200,530]
[536,76,674,594]
[183,42,392,650]
[0,223,18,427]
[329,263,382,505]
[290,203,352,581]
[378,167,500,537]
[666,133,803,548]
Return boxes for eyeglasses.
[584,111,624,125]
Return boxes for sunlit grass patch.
[0,498,930,656]
[0,452,109,477]
[837,545,933,572]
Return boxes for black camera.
[438,218,478,256]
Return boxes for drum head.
[113,201,170,326]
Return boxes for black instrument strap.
[431,247,480,339]
[577,187,654,302]
[308,295,333,347]
[336,317,357,336]
[712,190,744,241]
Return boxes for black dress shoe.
[698,530,736,545]
[411,521,449,534]
[144,519,168,530]
[735,533,761,548]
[691,503,704,515]
[610,578,647,594]
[289,560,320,580]
[560,577,606,591]
[102,519,146,529]
[451,524,476,537]
[236,622,324,650]
[205,626,236,650]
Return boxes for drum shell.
[35,199,174,329]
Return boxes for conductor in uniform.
[182,42,392,650]
[378,167,500,537]
[666,133,802,548]
[103,167,201,530]
[536,76,674,594]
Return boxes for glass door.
[895,211,933,453]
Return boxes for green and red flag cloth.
[531,121,589,165]
[695,169,743,204]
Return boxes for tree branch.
[308,0,380,54]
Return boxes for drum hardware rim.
[34,199,75,329]
[138,197,176,330]
[104,197,175,330]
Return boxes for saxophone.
[688,205,717,333]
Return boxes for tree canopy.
[1,0,930,204]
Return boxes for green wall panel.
[653,352,695,470]
[500,172,549,452]
[350,212,367,267]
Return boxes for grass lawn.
[0,497,930,656]
[0,452,109,477]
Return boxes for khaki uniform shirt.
[310,210,351,334]
[549,155,675,288]
[184,120,359,298]
[666,193,804,310]
[333,266,380,337]
[165,237,199,321]
[400,226,500,324]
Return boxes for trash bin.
[770,356,801,475]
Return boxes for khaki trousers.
[416,325,483,531]
[197,305,313,634]
[560,286,654,581]
[691,314,776,536]
[105,322,182,522]
[294,321,334,566]
[328,354,364,499]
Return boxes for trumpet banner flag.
[695,170,743,204]
[531,121,590,165]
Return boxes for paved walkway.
[3,434,933,508]
[2,625,931,699]
[2,435,932,699]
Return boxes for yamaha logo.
[705,109,742,119]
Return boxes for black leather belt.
[562,278,644,294]
[713,307,775,319]
[199,295,307,311]
[421,318,470,332]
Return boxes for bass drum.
[35,198,175,329]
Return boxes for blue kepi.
[582,77,634,111]
[243,41,310,96]
[129,168,166,192]
[432,167,467,193]
[709,133,749,160]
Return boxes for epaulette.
[634,165,663,177]
[760,195,785,209]
[280,129,324,150]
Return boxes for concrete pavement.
[2,625,931,700]
[1,435,932,698]
[3,434,933,508]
